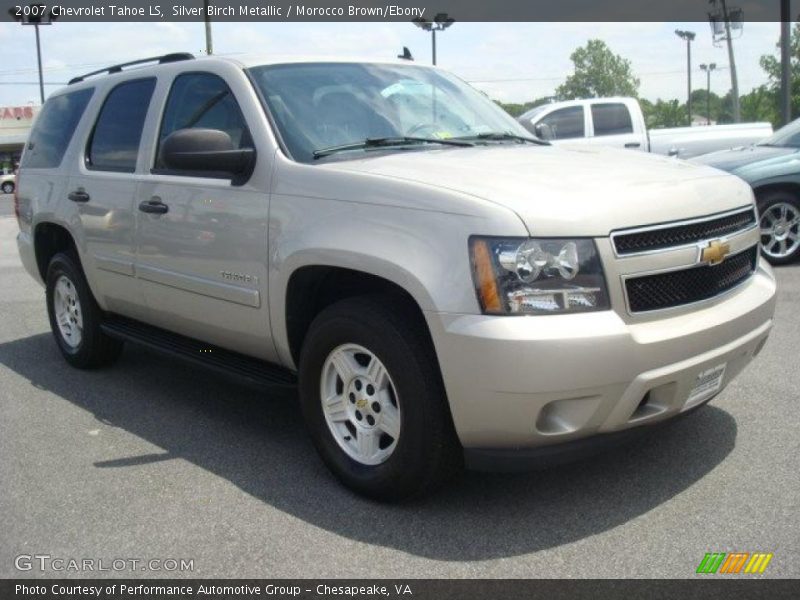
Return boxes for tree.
[759,22,800,126]
[641,99,686,129]
[556,39,640,100]
[495,97,554,117]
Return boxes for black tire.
[1,182,13,194]
[298,295,462,500]
[757,190,800,265]
[45,252,123,369]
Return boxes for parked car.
[1,172,15,194]
[693,117,800,264]
[16,54,776,499]
[518,97,772,159]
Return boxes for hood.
[321,144,753,236]
[692,144,799,173]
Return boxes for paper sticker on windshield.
[432,131,453,139]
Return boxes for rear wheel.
[298,295,461,500]
[1,181,13,194]
[46,252,123,368]
[758,190,800,264]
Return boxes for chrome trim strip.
[137,264,261,308]
[610,206,757,258]
[621,244,759,315]
[94,254,135,277]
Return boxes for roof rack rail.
[68,53,195,85]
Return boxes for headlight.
[469,237,610,314]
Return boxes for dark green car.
[694,120,800,264]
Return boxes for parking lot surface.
[0,208,798,578]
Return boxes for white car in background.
[1,172,15,194]
[518,97,772,159]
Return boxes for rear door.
[67,78,157,319]
[134,70,274,360]
[585,101,642,150]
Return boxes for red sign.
[1,106,35,120]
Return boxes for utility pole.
[720,0,741,122]
[780,0,791,125]
[700,63,717,125]
[204,0,213,55]
[675,30,696,126]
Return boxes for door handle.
[138,198,169,215]
[625,142,641,148]
[68,190,90,203]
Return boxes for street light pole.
[675,30,696,126]
[203,0,213,55]
[700,63,717,126]
[412,13,455,66]
[8,4,57,105]
[719,0,741,122]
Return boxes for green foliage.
[495,97,553,117]
[640,99,686,129]
[556,39,640,100]
[758,22,800,126]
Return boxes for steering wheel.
[407,122,443,137]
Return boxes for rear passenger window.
[591,103,634,137]
[87,78,156,172]
[156,72,251,170]
[22,88,93,169]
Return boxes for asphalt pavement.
[0,208,798,578]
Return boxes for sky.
[0,20,789,107]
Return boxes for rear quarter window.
[21,88,94,169]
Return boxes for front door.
[134,71,273,360]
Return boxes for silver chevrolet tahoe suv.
[16,54,777,499]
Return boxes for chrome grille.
[613,208,757,256]
[625,246,758,313]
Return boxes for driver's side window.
[538,106,585,140]
[156,72,252,170]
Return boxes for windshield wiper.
[455,132,550,145]
[313,136,474,159]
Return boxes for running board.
[101,316,297,389]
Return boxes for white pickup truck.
[518,97,772,159]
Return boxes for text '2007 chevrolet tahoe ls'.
[15,54,777,499]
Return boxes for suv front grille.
[613,208,757,255]
[625,246,758,313]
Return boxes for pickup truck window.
[21,88,93,169]
[86,78,156,172]
[591,103,634,137]
[248,62,528,162]
[538,106,585,140]
[156,72,252,170]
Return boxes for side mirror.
[160,128,255,176]
[534,123,554,141]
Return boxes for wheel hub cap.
[53,275,83,348]
[761,202,800,259]
[321,344,401,466]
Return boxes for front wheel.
[1,182,13,194]
[298,295,461,500]
[758,191,800,264]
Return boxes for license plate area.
[685,363,727,409]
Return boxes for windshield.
[248,62,532,162]
[760,118,800,148]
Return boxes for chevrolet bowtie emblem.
[701,240,731,266]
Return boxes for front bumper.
[426,263,776,454]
